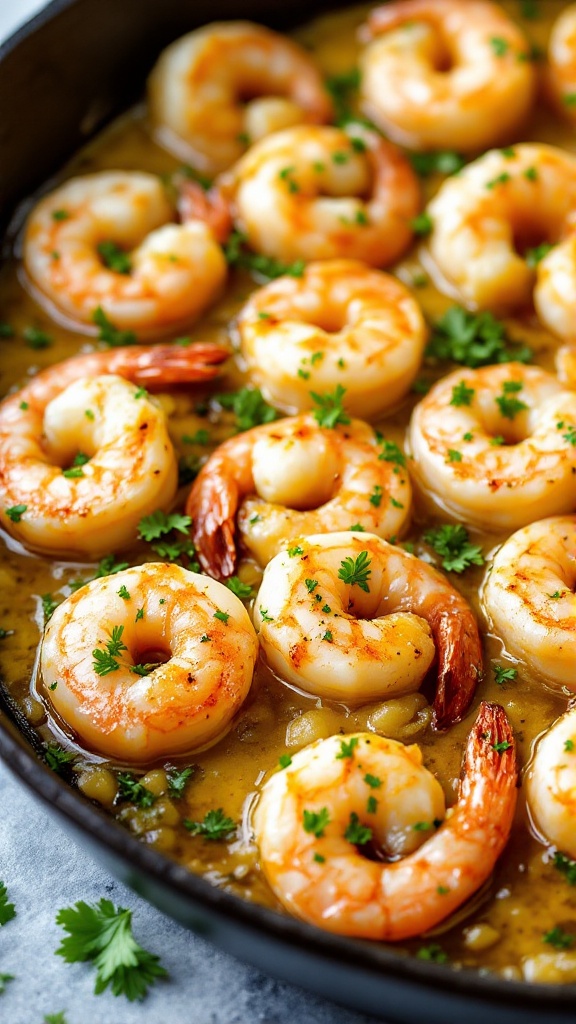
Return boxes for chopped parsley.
[278,754,292,769]
[450,381,475,407]
[324,67,362,127]
[305,578,319,593]
[416,943,448,964]
[410,212,433,236]
[184,809,236,840]
[92,306,136,348]
[303,807,330,838]
[492,740,512,753]
[423,524,484,573]
[495,380,528,420]
[369,484,383,507]
[44,743,76,775]
[259,607,274,623]
[426,306,532,367]
[223,230,305,281]
[490,36,510,57]
[378,439,406,466]
[5,504,27,523]
[116,773,156,809]
[336,737,359,760]
[41,593,60,620]
[447,449,462,463]
[225,577,255,599]
[55,898,167,1000]
[553,851,576,885]
[213,610,229,624]
[322,630,333,642]
[543,926,574,950]
[97,240,132,275]
[565,739,575,753]
[117,585,130,601]
[486,172,511,189]
[494,665,518,686]
[364,773,382,789]
[24,326,52,349]
[166,767,194,797]
[288,545,304,557]
[338,550,372,592]
[310,384,350,429]
[344,812,372,846]
[0,882,16,926]
[409,151,466,177]
[92,625,128,676]
[215,386,277,432]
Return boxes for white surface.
[0,2,383,1023]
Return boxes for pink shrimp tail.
[177,179,233,244]
[107,342,229,388]
[186,455,240,580]
[426,593,483,731]
[461,701,518,814]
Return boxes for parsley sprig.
[92,625,128,676]
[215,387,277,433]
[423,524,484,573]
[338,550,372,592]
[223,230,305,281]
[92,307,136,348]
[311,384,350,429]
[0,882,16,926]
[55,899,167,1000]
[184,808,236,840]
[426,306,532,367]
[116,773,156,809]
[138,511,198,568]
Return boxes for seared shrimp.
[547,5,576,123]
[482,516,576,690]
[526,708,576,858]
[253,703,517,939]
[219,125,420,267]
[187,415,412,580]
[359,0,535,152]
[408,364,576,531]
[427,144,576,339]
[236,261,427,418]
[23,171,227,333]
[148,22,332,175]
[254,532,482,727]
[41,563,258,761]
[0,342,227,557]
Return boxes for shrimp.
[236,261,427,418]
[426,144,576,339]
[186,415,412,580]
[40,563,258,762]
[359,0,535,152]
[526,707,576,859]
[0,341,228,558]
[482,516,576,690]
[147,21,332,175]
[408,364,576,531]
[253,532,482,727]
[547,5,576,123]
[253,702,517,940]
[218,125,420,267]
[23,171,227,334]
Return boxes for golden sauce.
[1,0,576,983]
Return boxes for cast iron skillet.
[0,2,575,1020]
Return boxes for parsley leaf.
[553,851,576,885]
[426,306,532,367]
[225,576,255,599]
[0,974,14,994]
[311,384,350,428]
[344,812,373,846]
[44,743,76,774]
[223,230,305,281]
[92,307,136,348]
[138,511,191,541]
[184,808,236,840]
[495,379,528,420]
[336,737,359,760]
[409,151,466,177]
[302,807,330,838]
[416,943,449,964]
[41,593,60,621]
[55,898,167,1000]
[92,625,128,676]
[117,773,156,808]
[338,550,372,592]
[97,241,132,275]
[167,766,194,798]
[0,882,16,926]
[215,386,277,432]
[543,926,574,950]
[494,664,518,686]
[423,524,484,573]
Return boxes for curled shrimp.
[408,364,576,531]
[186,415,412,580]
[23,171,227,334]
[359,0,535,152]
[482,516,576,690]
[0,341,227,558]
[40,563,258,762]
[236,260,427,418]
[426,144,576,339]
[526,707,576,859]
[148,21,332,175]
[253,532,482,727]
[547,5,576,123]
[219,125,420,267]
[253,702,517,939]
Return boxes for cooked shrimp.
[219,125,420,266]
[187,415,412,580]
[0,342,227,558]
[359,0,535,152]
[23,171,227,334]
[236,261,427,418]
[547,5,576,123]
[482,516,576,690]
[526,708,576,858]
[148,21,332,175]
[408,364,576,531]
[40,563,258,761]
[253,702,517,939]
[427,144,576,338]
[253,532,482,727]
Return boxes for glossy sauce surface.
[1,0,576,982]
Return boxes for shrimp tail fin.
[187,460,240,580]
[430,601,483,731]
[108,342,229,388]
[462,701,518,802]
[177,178,233,245]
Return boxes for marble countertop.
[0,2,385,1022]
